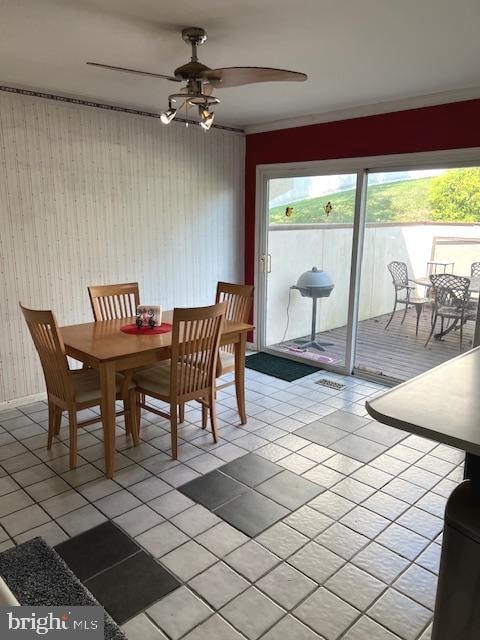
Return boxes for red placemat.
[120,323,172,335]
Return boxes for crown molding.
[2,81,479,137]
[0,83,245,134]
[244,86,480,135]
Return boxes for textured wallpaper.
[0,92,245,403]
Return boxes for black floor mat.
[246,352,319,382]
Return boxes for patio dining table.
[412,275,480,292]
[60,311,254,478]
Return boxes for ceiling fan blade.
[86,62,181,82]
[199,67,307,88]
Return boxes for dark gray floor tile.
[178,470,249,510]
[214,491,288,537]
[85,551,180,624]
[256,470,324,510]
[55,521,140,581]
[219,453,283,487]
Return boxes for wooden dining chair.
[20,304,139,470]
[215,282,254,420]
[88,281,146,403]
[88,282,140,321]
[133,302,227,459]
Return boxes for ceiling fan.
[87,26,307,130]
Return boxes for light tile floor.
[0,367,463,640]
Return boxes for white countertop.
[366,346,480,456]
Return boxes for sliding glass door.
[257,152,480,384]
[355,167,480,381]
[263,172,357,370]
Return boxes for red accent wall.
[245,99,480,286]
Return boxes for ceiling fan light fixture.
[160,107,176,125]
[88,26,307,133]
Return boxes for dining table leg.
[234,333,247,425]
[99,361,117,478]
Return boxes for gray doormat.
[0,537,125,640]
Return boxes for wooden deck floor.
[271,306,476,381]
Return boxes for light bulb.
[160,108,176,125]
[199,109,215,131]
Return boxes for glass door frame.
[255,147,480,384]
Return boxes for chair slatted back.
[430,273,471,309]
[20,304,72,404]
[171,302,226,398]
[387,262,409,289]
[471,262,480,277]
[88,283,140,321]
[216,282,254,354]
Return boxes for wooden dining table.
[60,311,254,478]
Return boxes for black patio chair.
[385,261,428,335]
[425,273,476,350]
[471,262,480,277]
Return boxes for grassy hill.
[269,176,434,224]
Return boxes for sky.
[309,169,446,198]
[270,169,446,207]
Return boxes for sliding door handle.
[260,254,272,273]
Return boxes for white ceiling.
[1,0,480,129]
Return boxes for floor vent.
[315,378,346,390]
